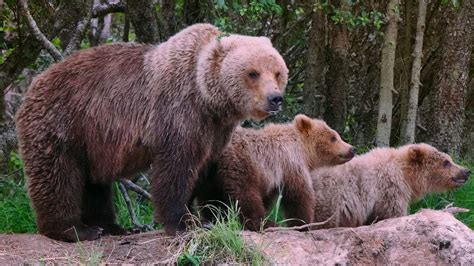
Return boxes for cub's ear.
[408,146,425,163]
[294,114,313,133]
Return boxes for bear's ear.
[408,146,425,163]
[217,35,241,53]
[258,37,273,47]
[294,114,313,134]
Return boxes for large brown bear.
[15,24,288,242]
[194,114,355,231]
[311,143,471,228]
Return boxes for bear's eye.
[330,136,337,142]
[248,71,260,79]
[443,160,451,168]
[275,72,281,79]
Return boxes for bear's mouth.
[451,177,467,186]
[338,154,354,163]
[266,105,282,116]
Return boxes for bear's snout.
[349,147,357,157]
[266,93,283,114]
[452,168,470,186]
[338,146,356,162]
[460,168,471,180]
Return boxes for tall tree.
[126,0,159,43]
[403,0,427,144]
[376,0,401,147]
[303,8,327,119]
[324,1,350,134]
[158,0,176,41]
[426,1,473,156]
[398,0,413,142]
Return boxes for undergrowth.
[177,203,265,265]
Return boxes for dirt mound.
[0,209,472,264]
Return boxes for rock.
[243,209,474,264]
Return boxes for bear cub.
[311,143,471,228]
[195,114,355,231]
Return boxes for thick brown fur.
[311,143,471,228]
[15,24,288,242]
[194,114,355,231]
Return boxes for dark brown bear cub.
[15,24,288,242]
[194,114,355,231]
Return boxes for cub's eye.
[248,71,260,79]
[275,72,281,79]
[443,160,451,168]
[330,136,337,142]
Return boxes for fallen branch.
[263,213,336,232]
[121,179,152,200]
[118,181,154,232]
[19,0,63,61]
[442,203,469,215]
[118,182,140,226]
[92,1,125,18]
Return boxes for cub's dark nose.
[349,147,357,157]
[462,169,471,179]
[268,94,283,107]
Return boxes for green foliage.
[177,203,265,265]
[214,0,283,34]
[315,1,385,30]
[0,152,36,233]
[441,0,460,8]
[0,5,15,65]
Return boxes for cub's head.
[294,114,355,169]
[402,143,471,194]
[197,34,288,121]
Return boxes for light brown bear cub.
[311,143,471,228]
[195,114,355,231]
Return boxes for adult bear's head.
[197,33,288,121]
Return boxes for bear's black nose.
[268,94,283,107]
[350,147,357,156]
[463,169,471,179]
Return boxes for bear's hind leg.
[81,182,128,236]
[26,150,102,242]
[232,188,268,231]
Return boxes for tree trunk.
[376,0,400,147]
[0,93,5,123]
[126,0,160,43]
[158,0,176,41]
[0,122,17,175]
[426,1,473,156]
[303,10,327,119]
[324,2,350,134]
[403,0,427,144]
[398,0,413,142]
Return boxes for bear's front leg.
[150,153,200,235]
[282,173,315,229]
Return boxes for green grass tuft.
[177,202,265,265]
[0,166,37,233]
